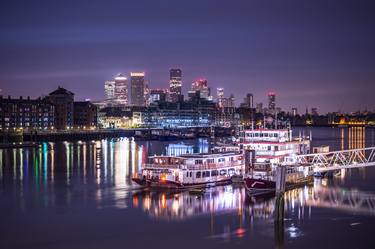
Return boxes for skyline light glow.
[1,0,375,113]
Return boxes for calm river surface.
[1,127,375,249]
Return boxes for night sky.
[1,0,375,114]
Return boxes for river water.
[0,127,375,249]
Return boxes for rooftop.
[49,86,74,96]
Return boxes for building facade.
[130,72,146,106]
[114,73,128,106]
[0,96,55,131]
[169,68,182,102]
[104,80,116,104]
[139,99,216,128]
[268,91,276,112]
[149,89,167,104]
[73,101,98,129]
[241,93,254,108]
[48,87,74,130]
[189,79,211,100]
[216,88,225,108]
[97,107,133,129]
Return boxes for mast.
[275,109,278,129]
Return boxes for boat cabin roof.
[180,151,239,158]
[244,128,289,133]
[149,151,240,160]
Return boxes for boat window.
[220,169,227,176]
[275,146,278,151]
[218,158,225,163]
[264,133,269,137]
[260,133,263,137]
[195,160,203,164]
[186,171,189,177]
[203,171,210,177]
[268,146,271,151]
[190,172,192,177]
[211,170,218,176]
[255,133,259,137]
[207,159,214,164]
[196,171,201,178]
[228,168,235,176]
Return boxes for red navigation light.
[268,91,276,96]
[235,228,246,238]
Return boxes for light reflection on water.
[131,180,375,237]
[0,128,375,248]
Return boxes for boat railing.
[142,161,244,170]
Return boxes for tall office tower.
[217,87,224,108]
[189,79,211,100]
[241,93,254,108]
[292,107,298,116]
[144,80,150,106]
[228,94,235,108]
[169,68,182,102]
[114,73,128,106]
[256,102,263,113]
[130,72,146,106]
[268,91,276,112]
[104,80,116,103]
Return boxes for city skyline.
[1,0,375,114]
[0,69,372,115]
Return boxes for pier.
[283,146,375,172]
[0,126,233,143]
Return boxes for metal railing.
[142,161,244,171]
[283,147,375,173]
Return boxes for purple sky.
[1,0,375,114]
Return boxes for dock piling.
[274,165,286,249]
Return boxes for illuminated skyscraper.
[189,79,212,100]
[104,80,116,102]
[241,93,254,108]
[114,73,128,106]
[268,91,276,112]
[292,107,298,116]
[130,72,146,106]
[169,69,182,102]
[217,88,224,108]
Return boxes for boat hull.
[132,178,231,189]
[244,176,313,196]
[244,178,276,195]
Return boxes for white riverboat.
[132,151,244,189]
[241,128,310,165]
[241,128,313,194]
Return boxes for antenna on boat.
[275,109,278,129]
[288,121,292,141]
[263,115,266,129]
